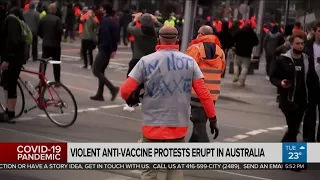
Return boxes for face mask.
[293,49,303,54]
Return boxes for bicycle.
[0,58,78,127]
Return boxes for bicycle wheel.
[15,82,25,118]
[41,81,77,127]
[0,81,25,118]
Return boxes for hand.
[134,12,142,21]
[151,14,157,22]
[209,117,219,139]
[281,79,292,88]
[284,41,290,47]
[89,11,94,17]
[110,52,116,58]
[1,61,9,71]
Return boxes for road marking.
[130,170,141,174]
[0,127,277,180]
[100,105,124,109]
[223,125,288,142]
[223,138,238,142]
[19,105,125,120]
[267,126,286,131]
[37,113,70,117]
[86,108,100,111]
[246,129,268,135]
[24,66,124,85]
[233,134,249,140]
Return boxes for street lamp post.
[251,0,265,71]
[180,0,195,52]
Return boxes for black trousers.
[92,51,115,96]
[64,26,75,39]
[303,102,320,142]
[222,49,229,78]
[281,106,305,142]
[127,58,140,77]
[122,27,128,45]
[189,104,215,142]
[81,39,95,67]
[130,42,134,53]
[40,46,61,82]
[265,54,275,76]
[31,32,38,60]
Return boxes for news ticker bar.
[0,163,318,170]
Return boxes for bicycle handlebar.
[37,58,62,65]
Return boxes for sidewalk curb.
[219,95,252,104]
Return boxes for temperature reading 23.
[288,152,302,160]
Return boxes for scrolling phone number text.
[160,163,305,170]
[183,163,241,170]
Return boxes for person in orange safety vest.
[120,25,219,180]
[186,25,225,142]
[250,16,257,29]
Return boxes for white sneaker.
[88,66,92,70]
[123,104,135,112]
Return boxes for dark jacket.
[217,21,233,50]
[0,13,25,64]
[98,15,119,54]
[119,12,131,31]
[264,31,283,55]
[127,21,162,60]
[233,26,259,57]
[23,8,40,34]
[38,14,63,48]
[304,39,315,62]
[269,51,319,109]
[65,5,75,29]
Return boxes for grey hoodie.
[264,32,283,55]
[23,3,40,34]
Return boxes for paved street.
[0,41,319,180]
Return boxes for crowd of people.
[1,0,320,177]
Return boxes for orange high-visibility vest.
[24,4,29,11]
[74,7,81,16]
[239,19,245,29]
[228,21,232,28]
[216,20,222,32]
[188,38,225,104]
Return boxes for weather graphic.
[282,143,307,163]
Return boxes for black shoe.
[54,82,61,88]
[0,113,16,124]
[90,95,104,101]
[111,87,119,101]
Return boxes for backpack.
[6,14,33,45]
